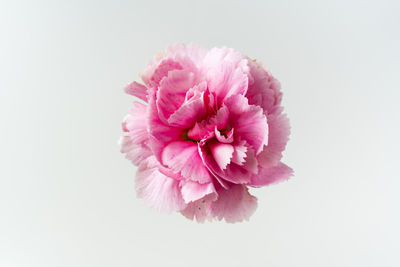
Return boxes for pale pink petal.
[180,193,216,223]
[142,58,182,87]
[248,162,293,187]
[156,69,196,122]
[135,157,186,213]
[231,140,247,165]
[246,60,282,114]
[119,136,152,165]
[124,81,148,102]
[208,140,234,170]
[211,184,257,223]
[257,113,291,168]
[180,180,216,203]
[120,102,152,165]
[162,141,213,183]
[225,94,268,154]
[203,47,250,104]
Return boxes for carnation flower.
[120,44,293,223]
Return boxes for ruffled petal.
[257,113,291,168]
[225,94,268,154]
[180,180,216,203]
[156,69,196,123]
[246,60,282,114]
[168,84,207,128]
[208,140,234,170]
[120,102,152,165]
[180,193,217,223]
[135,157,186,213]
[124,81,148,102]
[210,184,257,223]
[148,89,185,162]
[162,141,213,183]
[248,162,293,187]
[203,47,249,104]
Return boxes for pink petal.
[119,136,152,166]
[246,60,282,114]
[147,89,185,162]
[248,162,293,187]
[124,81,148,102]
[257,113,291,168]
[199,143,252,184]
[215,127,234,143]
[225,94,268,154]
[203,47,250,104]
[168,84,207,128]
[208,140,234,170]
[142,58,182,87]
[180,180,216,203]
[120,102,152,165]
[162,141,213,184]
[210,184,257,223]
[156,69,196,123]
[180,193,217,223]
[135,157,186,213]
[231,140,247,165]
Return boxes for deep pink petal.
[135,157,186,212]
[248,162,293,187]
[147,89,185,162]
[210,184,257,223]
[162,141,213,183]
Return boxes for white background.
[1,0,399,266]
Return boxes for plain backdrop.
[1,0,399,266]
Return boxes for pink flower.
[120,44,293,223]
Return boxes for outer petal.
[124,81,148,102]
[248,162,293,187]
[257,113,291,168]
[246,60,282,114]
[135,157,186,213]
[119,136,152,166]
[162,141,213,183]
[225,95,268,154]
[120,102,152,165]
[210,184,257,223]
[180,193,217,223]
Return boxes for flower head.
[120,44,292,223]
